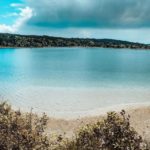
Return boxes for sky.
[0,0,150,43]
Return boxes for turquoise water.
[0,48,150,117]
[0,48,150,87]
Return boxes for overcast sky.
[0,0,150,43]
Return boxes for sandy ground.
[46,105,150,144]
[6,87,150,118]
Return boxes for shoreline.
[0,46,150,51]
[5,86,150,119]
[11,102,150,119]
[45,104,150,141]
[1,33,150,50]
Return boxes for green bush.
[0,102,148,150]
[0,102,50,150]
[60,110,148,150]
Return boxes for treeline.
[0,33,150,49]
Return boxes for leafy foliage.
[0,33,150,49]
[0,102,148,150]
[60,110,148,150]
[0,102,50,150]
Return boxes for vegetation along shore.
[0,33,150,49]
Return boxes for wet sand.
[7,86,150,118]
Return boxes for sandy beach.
[46,105,150,144]
[5,86,150,144]
[5,86,150,118]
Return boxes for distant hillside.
[0,33,150,49]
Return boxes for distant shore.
[0,46,150,51]
[0,33,150,49]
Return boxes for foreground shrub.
[0,102,148,150]
[0,102,50,150]
[60,110,148,150]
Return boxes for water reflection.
[0,48,150,87]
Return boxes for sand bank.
[6,86,150,118]
[46,105,150,143]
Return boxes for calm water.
[0,48,150,117]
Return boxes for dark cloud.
[26,0,150,28]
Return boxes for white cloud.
[10,3,24,7]
[0,7,33,33]
[1,12,19,18]
[0,24,15,33]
